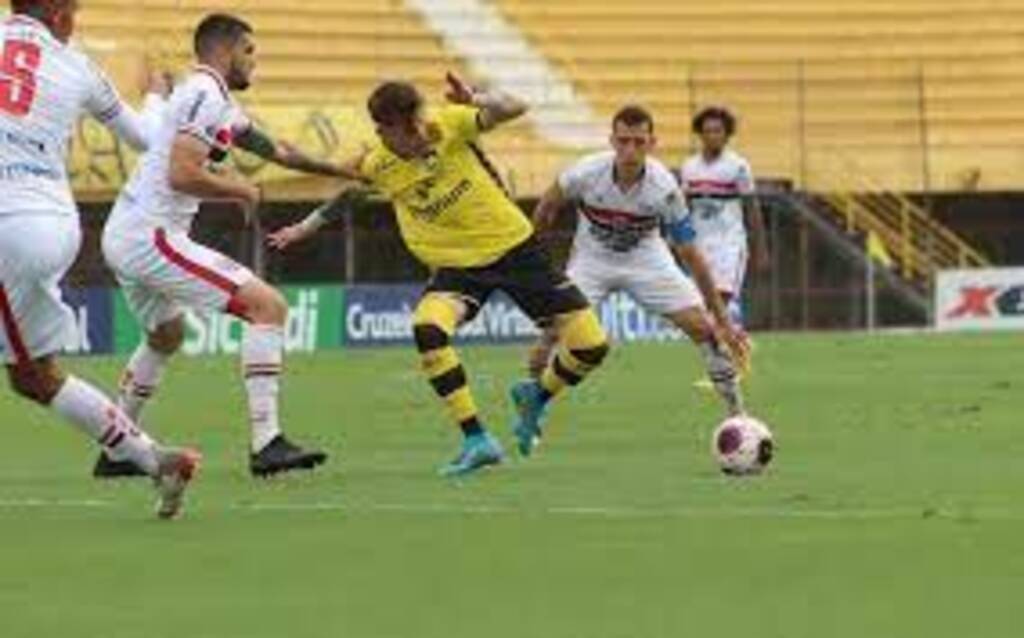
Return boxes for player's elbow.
[167,157,203,193]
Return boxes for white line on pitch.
[0,498,1015,522]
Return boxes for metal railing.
[808,152,990,285]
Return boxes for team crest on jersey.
[415,177,436,201]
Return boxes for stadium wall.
[69,191,1023,340]
[58,282,694,358]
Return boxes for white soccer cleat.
[153,447,201,520]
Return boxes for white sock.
[698,340,745,416]
[52,376,160,475]
[242,324,284,453]
[118,342,169,424]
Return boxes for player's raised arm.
[234,125,364,180]
[445,72,528,131]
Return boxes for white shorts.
[102,225,255,332]
[0,215,81,364]
[568,243,703,316]
[697,237,748,296]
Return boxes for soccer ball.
[713,415,775,475]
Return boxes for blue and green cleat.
[438,432,504,477]
[510,380,549,457]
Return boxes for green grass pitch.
[1,333,1022,638]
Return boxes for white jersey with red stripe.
[559,151,693,258]
[557,152,704,315]
[680,149,754,243]
[109,65,250,235]
[0,15,135,217]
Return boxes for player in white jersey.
[99,13,354,479]
[527,106,749,418]
[680,106,769,330]
[0,0,198,519]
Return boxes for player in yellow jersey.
[269,74,611,476]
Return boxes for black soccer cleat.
[92,452,148,479]
[250,435,328,478]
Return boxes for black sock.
[460,417,484,437]
[536,384,553,404]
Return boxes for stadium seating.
[496,0,1024,190]
[77,0,1024,194]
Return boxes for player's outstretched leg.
[6,358,201,519]
[667,307,744,416]
[236,279,328,477]
[512,308,610,457]
[94,319,183,479]
[413,294,503,477]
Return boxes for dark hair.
[368,81,423,125]
[194,13,253,57]
[612,104,655,133]
[692,106,737,136]
[11,0,64,19]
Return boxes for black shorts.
[424,237,589,326]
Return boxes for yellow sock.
[413,294,480,430]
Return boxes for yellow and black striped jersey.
[359,104,532,269]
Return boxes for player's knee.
[559,309,610,369]
[239,282,288,325]
[7,363,63,405]
[413,295,461,337]
[148,319,185,355]
[262,289,289,324]
[562,309,608,348]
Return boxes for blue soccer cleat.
[510,380,549,457]
[439,432,504,477]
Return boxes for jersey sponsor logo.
[581,204,659,252]
[0,162,59,180]
[408,178,472,222]
[0,126,46,153]
[690,198,728,221]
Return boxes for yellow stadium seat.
[77,0,1024,195]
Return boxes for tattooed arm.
[234,126,364,180]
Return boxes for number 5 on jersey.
[0,39,41,116]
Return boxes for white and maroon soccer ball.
[713,416,775,475]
